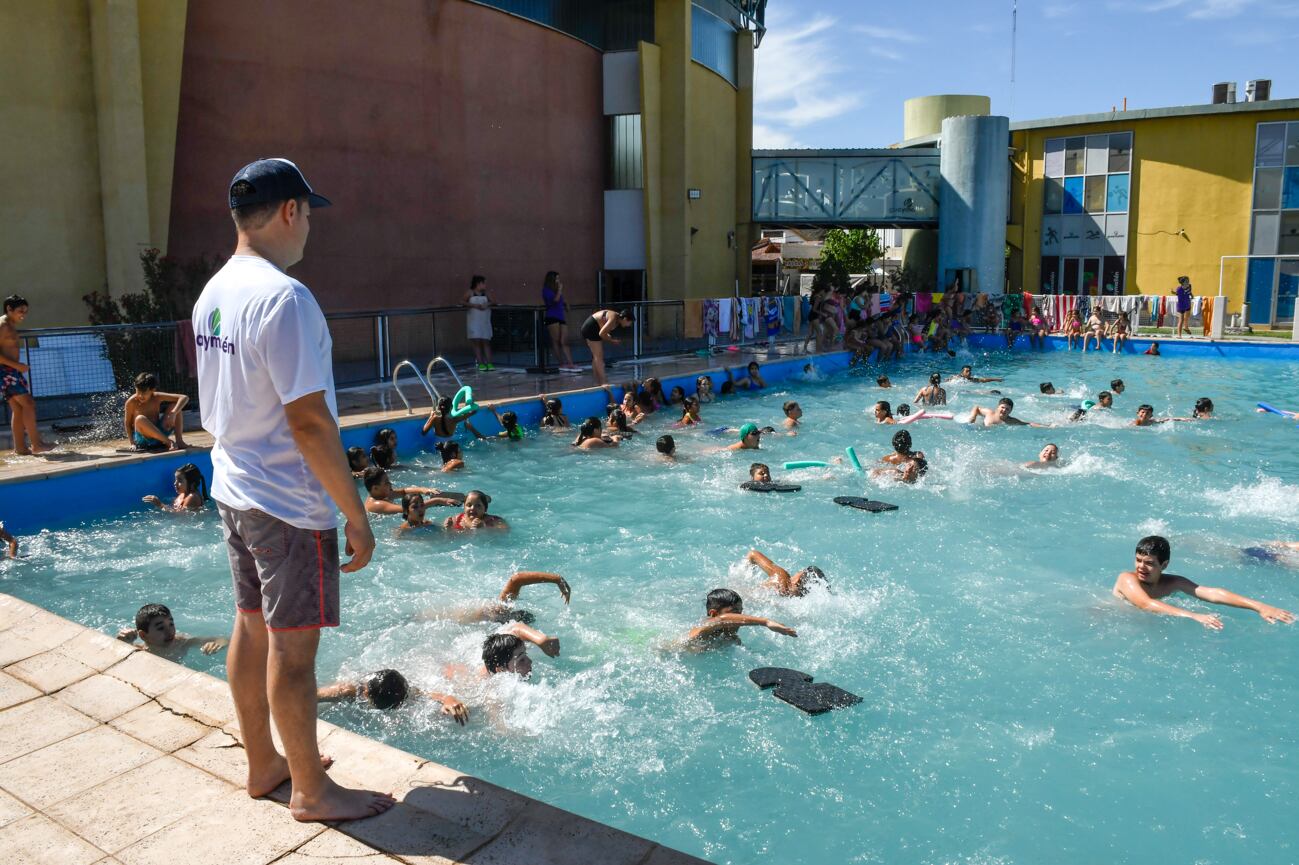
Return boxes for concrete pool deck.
[0,593,709,865]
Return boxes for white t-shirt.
[192,255,339,529]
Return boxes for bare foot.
[289,777,396,823]
[30,442,55,454]
[246,752,335,798]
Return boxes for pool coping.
[0,592,710,865]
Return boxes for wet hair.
[607,408,631,433]
[435,441,461,464]
[656,434,675,455]
[484,606,536,625]
[133,372,158,392]
[346,446,368,472]
[696,375,712,391]
[875,400,892,417]
[375,428,397,449]
[997,397,1014,410]
[175,463,209,502]
[705,588,742,614]
[749,462,770,478]
[482,633,525,673]
[1110,379,1124,390]
[499,410,522,439]
[364,669,409,710]
[634,391,655,413]
[961,365,972,374]
[1194,397,1213,416]
[798,566,827,586]
[437,396,453,415]
[929,372,941,386]
[643,378,665,400]
[361,466,388,492]
[892,429,912,454]
[1068,408,1086,422]
[470,274,486,290]
[544,398,563,413]
[369,445,395,469]
[897,403,911,417]
[400,492,425,519]
[1039,382,1054,394]
[1098,391,1112,403]
[465,489,491,509]
[573,417,602,446]
[1137,403,1154,414]
[668,386,685,404]
[910,454,929,477]
[134,603,171,632]
[876,376,890,386]
[783,400,799,415]
[1136,535,1171,564]
[719,380,735,395]
[3,294,28,313]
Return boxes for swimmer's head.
[370,444,395,470]
[1134,535,1172,581]
[362,467,391,496]
[1068,408,1086,422]
[577,417,602,441]
[500,411,519,433]
[1039,382,1055,394]
[346,446,368,472]
[545,398,563,415]
[796,566,828,587]
[669,385,685,404]
[929,372,941,386]
[376,427,397,450]
[1039,443,1059,462]
[897,403,911,417]
[642,377,662,396]
[1097,391,1113,407]
[482,633,531,677]
[783,401,802,419]
[437,396,453,415]
[463,490,491,517]
[362,669,409,710]
[738,423,760,446]
[960,365,972,377]
[400,492,425,521]
[434,441,461,464]
[134,603,175,645]
[874,401,892,421]
[1194,397,1213,417]
[1136,404,1154,422]
[705,588,742,616]
[892,429,912,454]
[996,397,1014,415]
[175,463,207,501]
[876,375,891,387]
[484,607,536,626]
[1110,379,1124,393]
[747,362,760,374]
[749,463,771,483]
[720,380,735,395]
[696,375,713,393]
[902,454,928,482]
[607,408,630,431]
[656,434,675,455]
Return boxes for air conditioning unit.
[1245,79,1271,102]
[1212,82,1237,104]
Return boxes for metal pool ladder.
[391,357,466,415]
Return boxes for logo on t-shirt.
[196,306,234,355]
[209,308,222,337]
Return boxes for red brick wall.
[167,0,604,310]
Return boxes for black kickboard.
[748,667,813,690]
[772,681,863,715]
[740,481,802,493]
[833,496,898,512]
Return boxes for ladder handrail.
[391,360,435,415]
[424,356,465,399]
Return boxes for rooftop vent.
[1212,81,1237,104]
[1245,79,1271,102]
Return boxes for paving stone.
[174,728,248,788]
[0,632,47,666]
[156,673,235,727]
[110,702,209,753]
[114,789,323,865]
[0,813,106,865]
[275,829,397,863]
[0,786,31,829]
[0,725,161,809]
[461,800,653,865]
[7,649,96,693]
[0,616,85,662]
[57,629,136,672]
[0,595,37,631]
[0,670,41,710]
[400,761,529,838]
[317,726,424,794]
[0,696,97,764]
[56,673,150,722]
[105,651,195,697]
[341,800,487,865]
[47,755,230,855]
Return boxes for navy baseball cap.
[228,158,331,209]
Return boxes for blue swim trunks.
[132,412,169,450]
[0,365,28,403]
[1242,546,1279,564]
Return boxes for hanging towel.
[703,300,720,338]
[1191,296,1203,317]
[879,291,893,314]
[782,296,797,334]
[718,298,734,334]
[684,299,705,339]
[1202,298,1214,336]
[914,293,933,314]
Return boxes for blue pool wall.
[6,336,1299,536]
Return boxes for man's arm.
[284,392,374,572]
[499,572,571,604]
[501,621,560,657]
[365,498,402,515]
[317,681,359,703]
[1115,572,1222,629]
[746,550,791,594]
[1193,584,1296,624]
[687,614,797,642]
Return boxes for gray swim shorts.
[217,504,340,631]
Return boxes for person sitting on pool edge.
[967,397,1044,427]
[117,603,228,656]
[684,588,797,648]
[363,467,462,515]
[1112,535,1295,630]
[950,365,1002,384]
[123,372,189,451]
[317,669,468,724]
[746,549,827,598]
[444,489,508,531]
[1023,443,1061,469]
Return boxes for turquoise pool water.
[8,348,1299,864]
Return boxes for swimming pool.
[7,346,1299,864]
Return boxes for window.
[1041,131,1132,295]
[472,1,653,50]
[691,3,737,85]
[607,115,643,190]
[1248,122,1299,322]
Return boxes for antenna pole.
[1010,0,1018,117]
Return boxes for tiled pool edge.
[0,592,710,865]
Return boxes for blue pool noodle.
[784,460,828,470]
[845,446,863,473]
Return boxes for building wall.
[166,0,604,311]
[1015,104,1299,311]
[686,63,738,297]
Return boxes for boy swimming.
[362,467,462,514]
[684,589,797,648]
[746,549,827,597]
[950,365,1002,384]
[782,401,802,430]
[725,423,765,451]
[1112,535,1294,629]
[117,603,227,656]
[1023,443,1061,469]
[317,669,468,724]
[967,397,1043,427]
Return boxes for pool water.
[8,348,1299,865]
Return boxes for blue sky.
[753,0,1299,149]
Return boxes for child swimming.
[317,669,468,723]
[684,588,797,648]
[395,493,434,534]
[142,463,209,512]
[492,409,524,440]
[539,396,570,429]
[434,441,465,472]
[746,549,827,597]
[347,446,369,477]
[695,375,715,404]
[1023,443,1061,469]
[117,603,227,656]
[443,489,508,531]
[725,423,764,451]
[573,417,620,449]
[873,401,896,424]
[363,467,461,515]
[967,397,1043,427]
[675,397,702,427]
[657,434,676,459]
[914,372,946,407]
[782,400,802,430]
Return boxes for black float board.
[772,682,863,715]
[740,481,802,493]
[833,496,898,512]
[748,667,813,690]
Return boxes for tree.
[820,228,884,275]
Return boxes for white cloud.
[868,45,905,62]
[754,12,861,142]
[1043,3,1078,18]
[752,123,803,149]
[853,25,920,42]
[1119,0,1257,16]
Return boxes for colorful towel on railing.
[684,299,705,339]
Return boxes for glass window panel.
[1105,214,1128,255]
[1102,256,1125,295]
[1084,176,1106,213]
[1108,132,1132,172]
[1044,178,1063,213]
[1278,259,1299,320]
[1063,258,1080,295]
[691,4,737,85]
[1085,135,1109,175]
[1257,123,1286,167]
[753,159,778,220]
[1061,216,1085,255]
[1081,258,1100,294]
[1287,122,1299,166]
[1044,139,1065,178]
[1064,137,1085,175]
[1106,173,1129,213]
[1281,213,1299,255]
[1083,214,1106,255]
[1062,177,1084,213]
[1254,167,1283,210]
[1252,212,1279,255]
[1041,216,1062,255]
[1041,256,1062,294]
[1246,258,1276,324]
[1284,167,1299,209]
